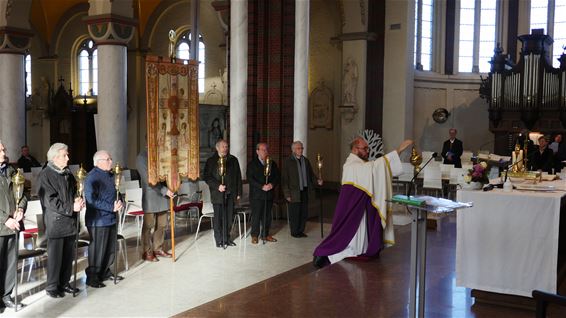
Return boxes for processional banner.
[145,56,199,191]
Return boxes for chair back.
[439,164,452,179]
[124,188,143,213]
[119,180,140,194]
[423,162,442,190]
[121,169,132,182]
[421,151,435,163]
[36,214,47,248]
[177,181,200,204]
[449,168,466,184]
[398,163,415,182]
[198,180,214,215]
[24,200,42,230]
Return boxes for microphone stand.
[406,154,438,199]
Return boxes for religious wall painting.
[146,56,199,191]
[309,80,333,129]
[199,104,227,174]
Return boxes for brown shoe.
[143,252,159,262]
[251,236,258,244]
[154,250,172,258]
[265,236,277,242]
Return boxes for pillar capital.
[84,14,136,46]
[0,27,33,54]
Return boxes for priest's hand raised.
[396,139,414,154]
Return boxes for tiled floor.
[7,217,331,317]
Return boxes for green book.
[391,194,427,207]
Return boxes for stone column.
[293,0,310,152]
[85,16,135,167]
[230,0,248,175]
[0,28,32,162]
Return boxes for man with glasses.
[84,150,124,288]
[282,141,322,238]
[313,136,413,268]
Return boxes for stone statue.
[342,57,358,105]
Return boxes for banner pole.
[170,196,176,262]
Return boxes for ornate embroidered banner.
[145,56,199,191]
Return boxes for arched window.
[529,0,566,68]
[457,0,501,73]
[25,54,31,97]
[414,0,434,71]
[176,31,205,93]
[77,39,98,95]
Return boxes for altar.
[456,182,566,299]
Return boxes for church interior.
[2,0,566,316]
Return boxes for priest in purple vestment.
[313,137,413,268]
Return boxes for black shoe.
[87,281,106,288]
[63,284,80,294]
[104,274,124,282]
[227,241,236,246]
[313,256,329,269]
[46,290,63,298]
[216,242,223,248]
[2,297,23,310]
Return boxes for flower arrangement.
[464,161,489,184]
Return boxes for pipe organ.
[480,30,566,154]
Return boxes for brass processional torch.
[112,163,122,283]
[262,156,271,244]
[73,165,87,297]
[217,155,227,249]
[11,168,25,311]
[316,154,324,238]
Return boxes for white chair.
[119,180,140,195]
[439,164,452,180]
[234,183,251,240]
[194,181,214,242]
[175,181,201,230]
[121,169,132,182]
[22,200,42,248]
[421,151,435,163]
[121,188,144,242]
[422,162,443,197]
[18,231,46,283]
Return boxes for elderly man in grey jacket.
[136,149,175,262]
[0,140,27,310]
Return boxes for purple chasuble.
[313,184,383,258]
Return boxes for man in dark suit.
[17,145,41,173]
[441,128,463,168]
[247,143,280,244]
[530,135,555,173]
[282,141,322,238]
[203,139,242,248]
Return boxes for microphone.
[406,152,438,199]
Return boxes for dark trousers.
[212,194,234,244]
[46,235,75,292]
[251,199,273,238]
[86,225,116,284]
[289,190,309,236]
[0,234,17,298]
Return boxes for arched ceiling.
[30,0,161,46]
